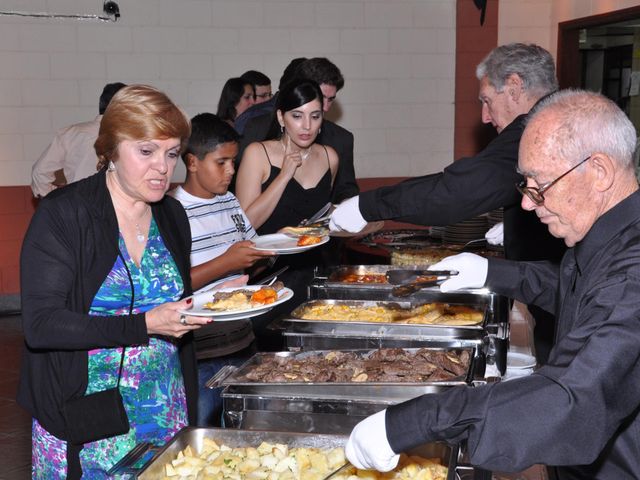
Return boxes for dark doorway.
[558,6,640,127]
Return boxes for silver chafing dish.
[111,427,487,480]
[283,298,489,344]
[308,265,509,324]
[219,347,481,434]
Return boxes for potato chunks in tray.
[161,438,447,480]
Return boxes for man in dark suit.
[237,58,359,204]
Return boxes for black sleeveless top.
[257,143,333,235]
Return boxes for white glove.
[329,196,367,233]
[346,409,400,472]
[485,222,504,246]
[428,252,488,293]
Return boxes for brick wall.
[0,186,36,294]
[0,0,457,186]
[454,0,499,159]
[0,0,498,296]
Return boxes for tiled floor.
[0,314,30,479]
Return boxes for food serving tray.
[284,299,489,341]
[129,427,469,480]
[308,267,511,331]
[326,264,428,288]
[218,348,479,401]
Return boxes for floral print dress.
[32,219,188,479]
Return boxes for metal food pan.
[307,280,511,332]
[220,347,478,401]
[221,385,456,433]
[310,275,501,309]
[136,427,460,480]
[283,331,483,353]
[325,265,412,288]
[284,299,488,339]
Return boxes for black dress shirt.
[385,189,640,479]
[358,114,565,263]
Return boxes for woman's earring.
[318,127,321,135]
[280,124,284,134]
[108,161,116,172]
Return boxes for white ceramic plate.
[180,286,293,319]
[507,352,537,369]
[253,233,329,254]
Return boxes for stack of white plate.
[487,208,503,227]
[429,225,445,240]
[443,215,488,245]
[503,351,537,381]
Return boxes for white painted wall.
[0,0,457,187]
[498,0,640,57]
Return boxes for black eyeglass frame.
[516,155,591,206]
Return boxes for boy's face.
[188,141,238,198]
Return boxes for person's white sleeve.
[329,196,367,233]
[31,135,64,197]
[485,222,504,246]
[428,252,488,293]
[345,409,400,472]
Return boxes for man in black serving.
[329,43,567,362]
[346,88,640,480]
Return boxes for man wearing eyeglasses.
[346,89,640,480]
[240,70,272,105]
[330,43,566,361]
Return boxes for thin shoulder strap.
[322,145,334,175]
[260,142,273,167]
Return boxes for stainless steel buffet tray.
[284,299,488,340]
[218,347,479,401]
[308,266,510,326]
[129,427,475,480]
[221,383,460,434]
[326,264,431,288]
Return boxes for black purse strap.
[115,249,136,388]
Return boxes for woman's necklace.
[107,172,150,244]
[133,222,146,243]
[115,202,150,243]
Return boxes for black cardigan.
[17,170,197,441]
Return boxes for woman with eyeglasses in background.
[217,77,255,132]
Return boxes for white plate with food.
[181,284,293,319]
[253,233,329,254]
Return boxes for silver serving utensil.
[253,266,289,286]
[321,462,353,480]
[386,269,458,284]
[462,238,486,248]
[391,278,442,297]
[299,202,332,226]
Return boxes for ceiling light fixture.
[0,1,120,22]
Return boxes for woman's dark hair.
[241,70,270,89]
[266,79,323,140]
[216,77,253,123]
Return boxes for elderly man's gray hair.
[527,89,637,170]
[476,43,558,98]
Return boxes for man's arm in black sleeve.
[359,116,525,226]
[327,123,359,203]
